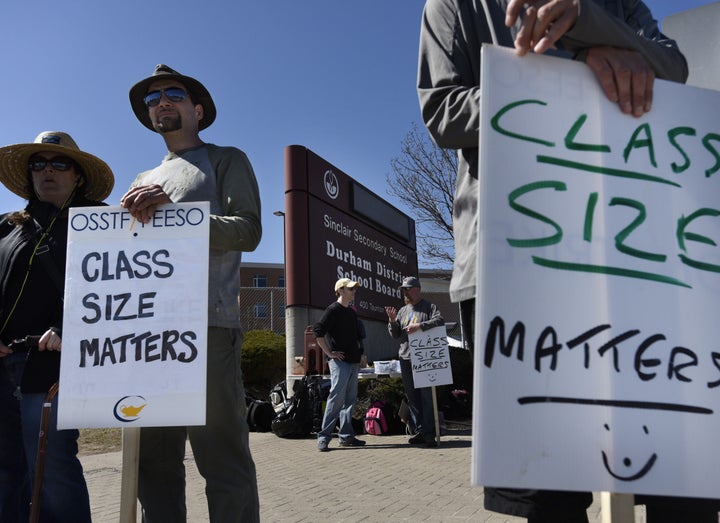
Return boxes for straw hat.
[0,131,114,201]
[129,64,216,132]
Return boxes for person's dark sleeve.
[421,303,445,331]
[562,0,688,82]
[388,319,402,339]
[313,306,334,339]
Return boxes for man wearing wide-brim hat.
[0,131,113,522]
[121,65,261,522]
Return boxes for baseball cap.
[399,276,421,288]
[335,278,360,292]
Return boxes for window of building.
[253,274,268,288]
[254,303,268,318]
[278,276,285,288]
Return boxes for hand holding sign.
[505,0,579,56]
[585,46,655,117]
[121,183,173,224]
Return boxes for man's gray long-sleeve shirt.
[388,299,444,359]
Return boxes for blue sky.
[0,1,712,268]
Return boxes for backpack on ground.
[271,377,313,438]
[364,400,390,435]
[246,398,276,432]
[269,380,288,413]
[307,375,325,434]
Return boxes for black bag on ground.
[307,375,329,434]
[271,377,313,438]
[374,400,405,435]
[245,396,276,432]
[269,380,288,413]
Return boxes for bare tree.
[387,123,456,267]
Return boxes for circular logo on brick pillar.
[324,170,339,199]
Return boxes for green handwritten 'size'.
[490,99,720,287]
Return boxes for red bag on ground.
[364,401,389,435]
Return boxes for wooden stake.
[119,427,141,523]
[600,492,635,523]
[431,385,440,446]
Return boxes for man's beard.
[403,296,411,305]
[154,114,182,133]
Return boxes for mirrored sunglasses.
[28,156,75,172]
[143,87,188,107]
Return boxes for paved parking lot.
[82,426,650,522]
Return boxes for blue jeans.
[138,327,260,523]
[400,358,435,438]
[0,355,29,523]
[318,359,359,442]
[20,392,91,523]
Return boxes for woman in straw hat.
[0,131,113,522]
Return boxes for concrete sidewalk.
[82,427,648,522]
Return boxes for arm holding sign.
[504,0,687,116]
[120,183,172,225]
[560,0,688,83]
[504,0,687,117]
[418,0,688,155]
[120,146,261,253]
[505,0,687,80]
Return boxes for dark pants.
[399,358,435,438]
[138,328,259,523]
[0,357,29,523]
[637,495,719,523]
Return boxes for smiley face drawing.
[601,422,658,481]
[517,395,711,482]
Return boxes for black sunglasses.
[143,87,188,107]
[28,156,75,172]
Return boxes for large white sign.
[473,45,720,498]
[58,203,209,429]
[409,324,453,388]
